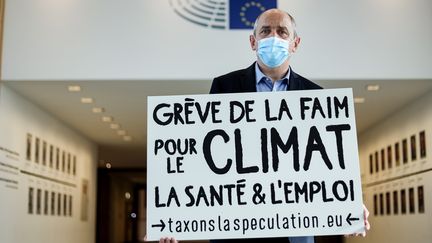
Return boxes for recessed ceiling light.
[123,136,132,141]
[92,107,105,113]
[117,130,127,136]
[110,123,120,129]
[101,116,113,122]
[105,162,112,169]
[68,85,81,92]
[354,97,365,103]
[366,84,380,91]
[81,97,94,104]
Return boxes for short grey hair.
[253,10,298,38]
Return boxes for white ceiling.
[5,79,432,168]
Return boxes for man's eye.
[278,30,288,36]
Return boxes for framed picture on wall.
[56,147,60,170]
[62,151,66,172]
[42,141,47,166]
[409,187,415,213]
[73,155,77,176]
[393,190,398,215]
[379,193,384,215]
[387,145,392,169]
[26,133,32,161]
[28,187,34,214]
[36,188,41,215]
[418,186,424,213]
[419,131,426,159]
[81,179,89,221]
[401,189,407,214]
[51,191,56,215]
[69,195,73,216]
[44,190,48,215]
[373,194,378,216]
[67,153,71,174]
[402,139,408,164]
[57,193,62,216]
[375,151,379,173]
[63,194,67,216]
[35,137,40,163]
[49,144,54,168]
[395,142,400,166]
[411,135,417,161]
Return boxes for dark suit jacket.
[210,63,321,94]
[209,63,320,243]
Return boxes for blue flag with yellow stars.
[229,0,277,29]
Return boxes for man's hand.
[144,235,179,243]
[345,204,371,237]
[159,237,178,243]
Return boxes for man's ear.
[250,35,257,51]
[290,37,301,53]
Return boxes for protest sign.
[146,88,364,240]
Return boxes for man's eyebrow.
[260,25,289,30]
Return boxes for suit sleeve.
[209,77,221,94]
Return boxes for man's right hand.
[144,235,178,243]
[159,237,178,243]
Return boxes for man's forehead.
[257,14,292,28]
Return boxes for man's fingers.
[363,204,371,232]
[365,218,371,230]
[160,237,168,243]
[159,237,178,243]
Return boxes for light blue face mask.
[257,36,290,68]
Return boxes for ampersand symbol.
[252,183,266,204]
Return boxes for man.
[208,8,317,243]
[156,8,370,243]
[210,9,320,95]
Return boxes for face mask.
[257,36,290,68]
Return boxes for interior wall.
[346,90,432,243]
[0,84,98,243]
[2,0,432,81]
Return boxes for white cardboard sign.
[147,88,364,241]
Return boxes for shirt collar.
[255,62,290,85]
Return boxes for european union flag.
[229,0,277,29]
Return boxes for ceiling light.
[101,116,113,122]
[105,162,112,169]
[123,136,132,141]
[110,123,120,129]
[68,85,81,92]
[354,97,365,103]
[117,130,127,136]
[92,107,105,113]
[366,84,380,91]
[80,97,93,104]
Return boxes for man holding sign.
[150,8,370,243]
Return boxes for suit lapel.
[287,68,302,91]
[241,63,257,92]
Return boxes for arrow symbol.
[346,213,360,226]
[151,219,166,232]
